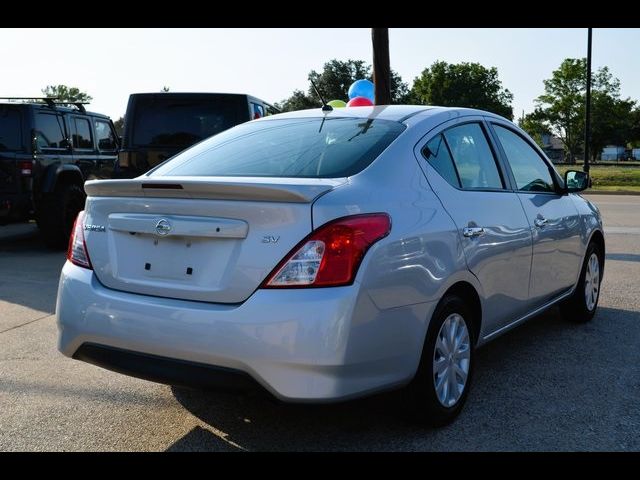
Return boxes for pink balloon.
[346,96,374,107]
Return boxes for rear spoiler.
[84,177,346,203]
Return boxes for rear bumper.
[56,261,434,402]
[73,343,263,392]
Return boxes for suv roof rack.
[0,97,89,113]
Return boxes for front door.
[489,122,583,306]
[417,119,533,334]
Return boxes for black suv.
[115,92,276,178]
[0,99,119,247]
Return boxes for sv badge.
[262,235,280,244]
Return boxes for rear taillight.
[19,160,33,176]
[67,211,92,270]
[262,213,391,288]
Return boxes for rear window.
[149,117,406,178]
[131,96,248,148]
[0,107,22,151]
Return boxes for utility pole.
[372,28,392,105]
[584,28,593,173]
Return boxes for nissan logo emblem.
[155,218,172,236]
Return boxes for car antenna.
[310,78,333,112]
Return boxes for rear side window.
[95,119,117,152]
[73,117,93,150]
[422,123,504,190]
[149,117,406,178]
[131,96,247,148]
[0,107,22,151]
[423,134,459,187]
[34,113,67,150]
[443,123,503,190]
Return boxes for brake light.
[19,160,33,176]
[67,211,92,269]
[262,213,391,288]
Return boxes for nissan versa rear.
[56,106,604,425]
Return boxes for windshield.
[131,96,248,148]
[149,117,406,179]
[0,107,22,152]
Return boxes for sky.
[1,28,639,120]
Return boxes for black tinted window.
[34,113,66,150]
[132,96,247,148]
[95,120,117,151]
[73,118,93,149]
[443,123,503,190]
[150,117,405,178]
[423,134,460,187]
[0,107,22,151]
[494,125,555,193]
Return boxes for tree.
[533,59,636,163]
[408,61,513,119]
[161,86,170,92]
[276,59,409,112]
[41,85,92,103]
[518,110,550,150]
[114,116,125,136]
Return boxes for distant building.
[632,148,640,161]
[601,145,625,161]
[541,133,565,162]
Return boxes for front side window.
[73,117,93,150]
[443,123,504,190]
[493,125,556,193]
[95,119,117,152]
[150,117,406,179]
[34,113,66,150]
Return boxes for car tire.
[37,183,86,249]
[405,294,475,427]
[560,242,603,323]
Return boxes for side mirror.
[564,170,589,193]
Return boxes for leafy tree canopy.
[408,61,514,119]
[41,85,92,103]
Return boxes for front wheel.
[560,242,603,323]
[405,294,475,427]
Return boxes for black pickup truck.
[0,99,119,247]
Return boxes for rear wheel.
[560,242,603,323]
[37,183,86,249]
[405,294,475,427]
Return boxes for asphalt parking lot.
[1,194,639,451]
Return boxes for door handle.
[463,227,485,238]
[534,217,548,228]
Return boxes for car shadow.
[169,306,639,451]
[0,221,65,315]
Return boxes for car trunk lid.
[82,176,345,303]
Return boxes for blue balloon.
[348,79,375,102]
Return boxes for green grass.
[555,165,640,189]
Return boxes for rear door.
[33,111,71,181]
[69,115,98,180]
[488,121,583,305]
[416,118,533,333]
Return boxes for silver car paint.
[56,105,604,401]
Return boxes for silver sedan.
[56,105,604,426]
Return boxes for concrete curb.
[585,190,640,196]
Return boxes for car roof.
[0,102,110,119]
[262,105,510,125]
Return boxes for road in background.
[0,195,638,451]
